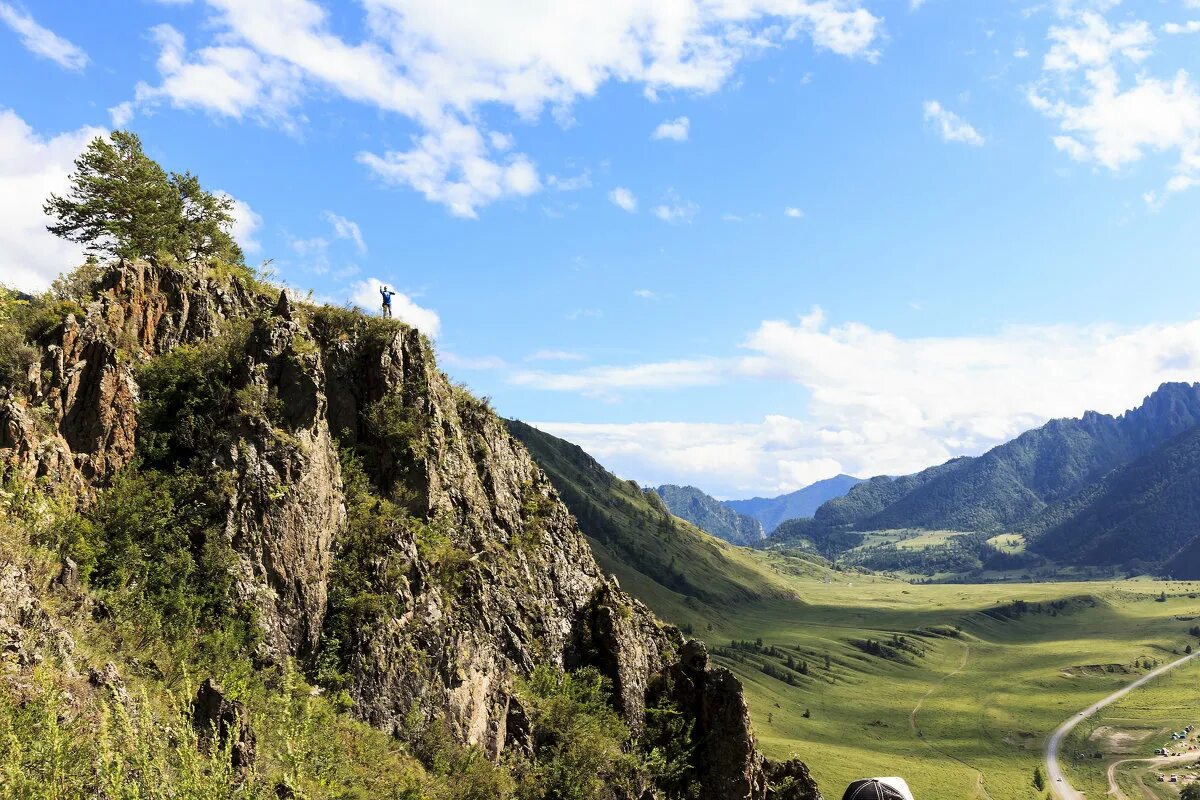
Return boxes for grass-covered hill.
[506,420,802,609]
[648,484,764,546]
[724,474,863,533]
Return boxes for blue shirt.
[380,288,394,306]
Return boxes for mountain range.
[773,382,1200,577]
[724,474,864,533]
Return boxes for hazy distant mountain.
[725,475,864,533]
[650,484,764,545]
[806,383,1200,535]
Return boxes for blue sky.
[3,0,1200,497]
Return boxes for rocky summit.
[0,258,819,800]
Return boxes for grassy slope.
[677,575,1200,800]
[505,419,803,608]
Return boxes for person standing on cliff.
[379,285,395,318]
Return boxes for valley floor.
[623,553,1200,800]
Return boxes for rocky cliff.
[0,259,819,800]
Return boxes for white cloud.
[518,308,1200,495]
[132,24,304,131]
[634,288,657,299]
[512,359,722,397]
[123,0,883,217]
[526,349,586,362]
[651,116,690,142]
[922,100,985,146]
[1029,8,1200,197]
[441,351,507,370]
[349,278,441,336]
[357,121,540,218]
[0,109,104,292]
[547,171,591,192]
[216,191,262,254]
[784,206,804,218]
[652,190,698,222]
[608,186,637,213]
[323,211,366,253]
[1163,21,1200,35]
[0,3,88,71]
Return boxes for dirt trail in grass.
[909,641,992,800]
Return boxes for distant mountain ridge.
[725,474,864,533]
[772,382,1200,576]
[650,485,764,545]
[809,383,1200,535]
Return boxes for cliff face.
[0,260,819,800]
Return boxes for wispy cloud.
[609,186,637,213]
[922,100,985,146]
[526,350,587,362]
[652,190,698,222]
[0,3,88,71]
[324,211,366,253]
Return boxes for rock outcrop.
[0,259,821,799]
[192,677,257,773]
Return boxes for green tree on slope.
[44,130,243,265]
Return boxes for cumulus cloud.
[784,206,804,218]
[350,278,441,336]
[0,109,104,292]
[518,308,1200,495]
[608,186,637,213]
[1029,8,1200,198]
[651,116,690,141]
[323,211,366,253]
[922,100,985,146]
[0,3,88,71]
[122,0,884,217]
[132,24,304,131]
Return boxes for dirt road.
[1046,649,1200,799]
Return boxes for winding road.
[1045,649,1200,799]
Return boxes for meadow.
[623,552,1200,800]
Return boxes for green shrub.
[515,665,639,800]
[87,467,255,661]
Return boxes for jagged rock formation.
[0,260,820,800]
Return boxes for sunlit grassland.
[629,550,1200,800]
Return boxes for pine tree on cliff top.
[44,130,243,266]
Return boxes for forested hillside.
[650,484,764,545]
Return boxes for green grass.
[625,554,1200,800]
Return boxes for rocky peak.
[0,258,820,799]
